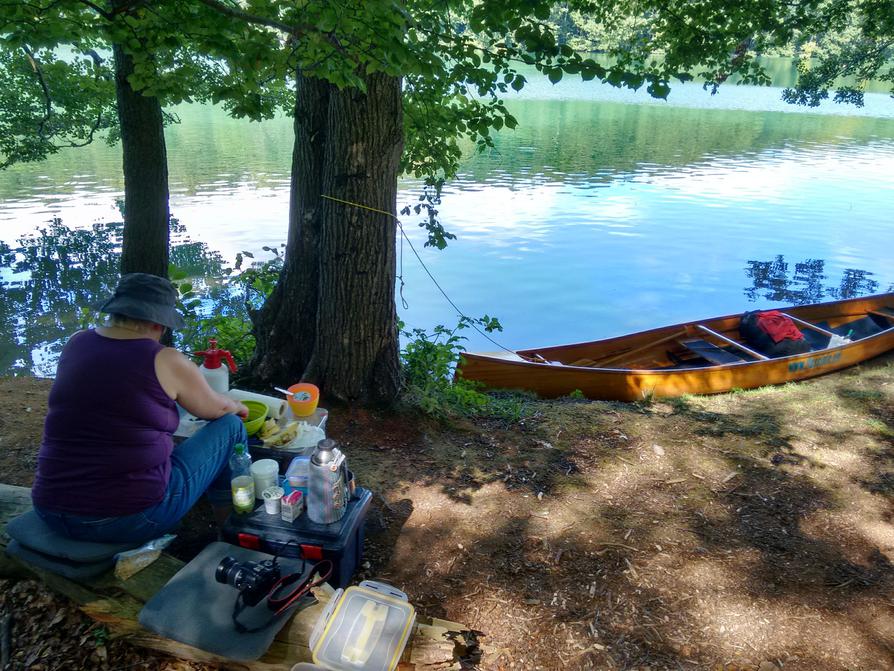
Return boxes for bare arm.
[155,348,248,420]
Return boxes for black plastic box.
[221,487,372,589]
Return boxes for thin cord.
[397,227,409,310]
[320,194,518,356]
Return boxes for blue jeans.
[35,414,247,545]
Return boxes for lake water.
[1,59,893,374]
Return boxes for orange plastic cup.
[287,382,320,417]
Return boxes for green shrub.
[400,315,530,420]
[172,246,283,367]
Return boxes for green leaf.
[547,68,563,84]
[647,81,671,100]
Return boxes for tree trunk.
[251,73,403,404]
[113,43,170,277]
[250,74,329,381]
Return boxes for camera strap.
[232,560,334,633]
[268,559,333,615]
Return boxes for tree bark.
[113,43,170,277]
[250,74,329,381]
[251,73,403,404]
[307,73,402,402]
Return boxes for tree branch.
[20,45,110,152]
[83,48,104,67]
[21,45,53,139]
[195,0,314,38]
[74,0,115,21]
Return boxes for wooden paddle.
[572,329,689,368]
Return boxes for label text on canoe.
[788,351,842,372]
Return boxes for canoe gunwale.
[457,293,894,400]
[466,325,894,375]
[513,292,892,362]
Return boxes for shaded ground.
[1,353,894,670]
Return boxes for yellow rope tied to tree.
[320,194,517,356]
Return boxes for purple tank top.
[32,330,178,516]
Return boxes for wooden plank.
[695,325,769,361]
[1,484,478,669]
[0,484,35,577]
[0,484,32,544]
[95,554,186,602]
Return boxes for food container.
[285,406,329,431]
[286,456,311,495]
[250,459,279,497]
[287,383,319,417]
[241,400,269,436]
[262,486,284,514]
[284,422,326,453]
[311,581,416,671]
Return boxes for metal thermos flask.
[307,438,347,524]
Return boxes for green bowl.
[241,400,269,436]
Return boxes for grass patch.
[839,388,886,401]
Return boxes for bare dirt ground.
[1,354,893,670]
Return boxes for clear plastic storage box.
[286,455,311,494]
[311,581,416,671]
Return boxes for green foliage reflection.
[744,255,887,305]
[0,220,262,375]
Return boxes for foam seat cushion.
[139,542,311,661]
[6,511,138,562]
[5,539,114,580]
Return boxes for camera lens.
[215,556,240,586]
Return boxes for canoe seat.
[872,307,894,317]
[678,338,747,365]
[803,316,887,350]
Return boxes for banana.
[264,421,299,447]
[259,418,280,439]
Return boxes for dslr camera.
[215,556,281,606]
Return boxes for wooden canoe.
[457,293,894,402]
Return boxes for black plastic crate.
[221,487,372,588]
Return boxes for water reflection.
[2,66,893,362]
[744,255,885,305]
[0,220,225,375]
[3,219,890,378]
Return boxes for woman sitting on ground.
[31,272,249,545]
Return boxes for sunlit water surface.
[1,59,893,374]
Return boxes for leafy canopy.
[2,0,891,177]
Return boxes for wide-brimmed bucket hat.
[96,272,186,330]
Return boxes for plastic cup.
[262,486,284,514]
[286,382,319,417]
[250,459,279,498]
